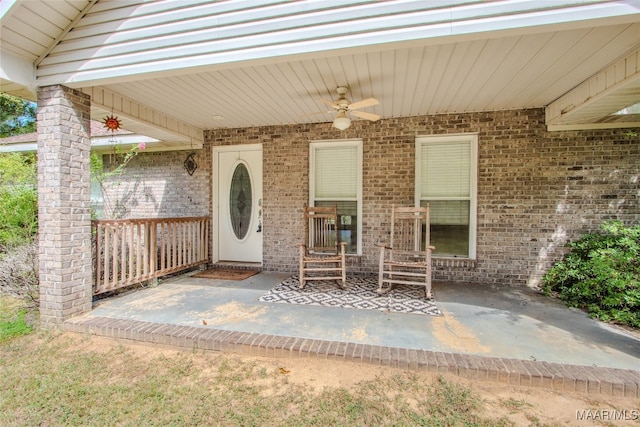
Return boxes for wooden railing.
[93,217,209,295]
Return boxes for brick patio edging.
[63,315,640,397]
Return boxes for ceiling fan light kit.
[332,110,351,130]
[304,86,380,131]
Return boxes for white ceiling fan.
[304,86,380,130]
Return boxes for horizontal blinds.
[315,145,357,198]
[316,200,357,217]
[420,140,470,198]
[423,200,470,225]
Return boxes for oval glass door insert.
[229,163,252,240]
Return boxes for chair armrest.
[338,241,347,255]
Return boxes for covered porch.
[1,0,638,346]
[66,270,640,396]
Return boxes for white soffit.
[2,0,640,132]
[83,86,204,146]
[546,47,640,130]
[35,0,640,87]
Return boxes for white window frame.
[415,133,478,259]
[309,139,363,255]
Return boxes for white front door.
[215,145,263,263]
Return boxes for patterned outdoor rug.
[259,276,441,316]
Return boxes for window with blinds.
[310,140,362,254]
[314,145,358,199]
[416,135,477,258]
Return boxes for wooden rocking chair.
[298,205,346,289]
[378,205,435,300]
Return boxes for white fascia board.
[450,1,640,36]
[91,134,203,153]
[0,135,197,154]
[0,50,36,98]
[547,121,640,131]
[1,134,157,151]
[91,134,159,148]
[91,143,199,153]
[0,142,36,152]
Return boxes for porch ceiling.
[1,0,639,140]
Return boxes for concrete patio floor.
[63,271,640,396]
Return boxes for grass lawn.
[0,297,32,344]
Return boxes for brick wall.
[113,108,639,287]
[101,149,211,219]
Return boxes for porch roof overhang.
[1,0,639,138]
[0,120,193,154]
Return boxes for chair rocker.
[378,205,435,300]
[298,205,346,289]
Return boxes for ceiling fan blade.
[351,110,380,121]
[348,97,379,110]
[320,98,339,109]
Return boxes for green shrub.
[542,221,640,328]
[0,186,37,247]
[0,152,37,247]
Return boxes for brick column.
[37,85,93,326]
